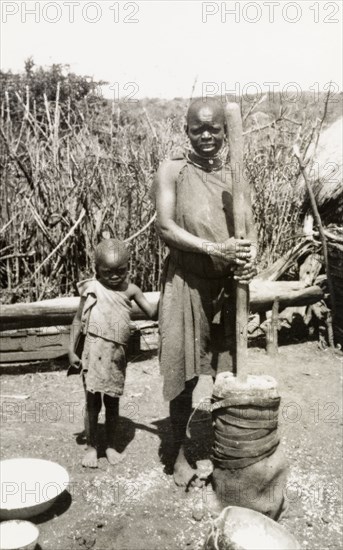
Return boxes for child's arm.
[129,284,159,320]
[68,296,86,366]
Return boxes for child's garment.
[78,279,132,397]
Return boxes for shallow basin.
[0,458,69,520]
[204,506,301,549]
[0,520,39,550]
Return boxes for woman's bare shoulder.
[156,158,186,184]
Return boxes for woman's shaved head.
[186,98,226,126]
[185,98,227,158]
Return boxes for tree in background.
[0,58,105,129]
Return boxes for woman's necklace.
[186,151,224,172]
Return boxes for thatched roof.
[312,116,342,204]
[302,116,343,224]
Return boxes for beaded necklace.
[186,151,225,172]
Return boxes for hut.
[309,116,343,225]
[302,116,343,346]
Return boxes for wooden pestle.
[225,103,250,381]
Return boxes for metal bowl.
[0,458,69,520]
[204,506,301,550]
[0,520,39,550]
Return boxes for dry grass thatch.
[303,116,343,224]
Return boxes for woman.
[154,97,257,487]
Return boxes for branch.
[0,215,16,235]
[32,208,86,277]
[0,125,34,192]
[313,228,343,244]
[243,119,279,135]
[293,147,336,332]
[143,107,157,140]
[124,212,157,243]
[243,94,267,122]
[0,251,35,261]
[313,85,331,155]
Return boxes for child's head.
[94,239,130,289]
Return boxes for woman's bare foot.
[196,459,214,480]
[82,447,97,468]
[106,447,124,465]
[173,446,204,488]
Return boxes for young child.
[68,238,158,468]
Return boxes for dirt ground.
[0,340,342,550]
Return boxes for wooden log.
[0,285,324,332]
[250,282,323,313]
[0,293,160,331]
[266,299,279,356]
[0,297,80,331]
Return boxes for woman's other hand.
[233,261,257,284]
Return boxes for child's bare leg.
[104,394,123,465]
[83,391,101,468]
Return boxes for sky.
[1,0,342,99]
